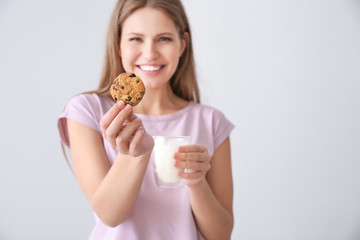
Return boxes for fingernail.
[117,101,125,108]
[124,104,132,111]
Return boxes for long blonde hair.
[92,0,200,103]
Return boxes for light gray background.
[1,0,360,239]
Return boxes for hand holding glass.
[153,136,191,188]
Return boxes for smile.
[138,65,163,72]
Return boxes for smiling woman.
[57,0,235,240]
[93,0,199,104]
[3,0,360,239]
[119,7,187,92]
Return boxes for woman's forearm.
[189,179,234,240]
[90,152,151,227]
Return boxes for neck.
[133,84,189,115]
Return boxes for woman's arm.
[67,102,154,227]
[175,137,234,239]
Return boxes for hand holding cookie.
[110,72,145,106]
[99,102,154,157]
[103,73,152,156]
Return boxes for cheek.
[164,47,181,65]
[168,46,181,65]
[120,44,138,63]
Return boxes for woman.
[58,0,234,239]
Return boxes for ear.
[179,32,189,57]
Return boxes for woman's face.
[120,7,186,90]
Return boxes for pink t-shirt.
[57,93,234,240]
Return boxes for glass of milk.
[152,136,191,188]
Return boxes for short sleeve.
[212,109,235,150]
[57,94,102,148]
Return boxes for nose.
[142,41,159,60]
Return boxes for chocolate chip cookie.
[110,73,145,106]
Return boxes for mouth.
[137,65,164,72]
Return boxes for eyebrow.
[125,32,176,37]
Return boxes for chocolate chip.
[136,80,140,83]
[129,73,136,77]
[114,96,118,101]
[126,96,132,101]
[113,87,118,90]
[121,86,125,89]
[137,98,142,101]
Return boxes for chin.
[144,80,170,90]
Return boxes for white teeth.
[140,65,161,71]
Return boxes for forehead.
[122,7,178,34]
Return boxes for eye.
[159,37,172,42]
[130,37,142,42]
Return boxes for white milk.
[153,136,191,184]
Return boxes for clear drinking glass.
[152,136,191,188]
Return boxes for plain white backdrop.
[1,0,360,239]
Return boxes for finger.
[178,144,207,153]
[175,160,210,172]
[99,101,125,133]
[126,108,138,122]
[115,118,142,152]
[174,152,207,162]
[120,118,142,140]
[100,103,125,149]
[129,127,145,154]
[105,104,133,138]
[178,171,203,180]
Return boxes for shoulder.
[67,93,109,106]
[187,102,234,133]
[189,102,228,119]
[61,93,113,128]
[190,102,235,150]
[58,93,112,146]
[66,93,112,113]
